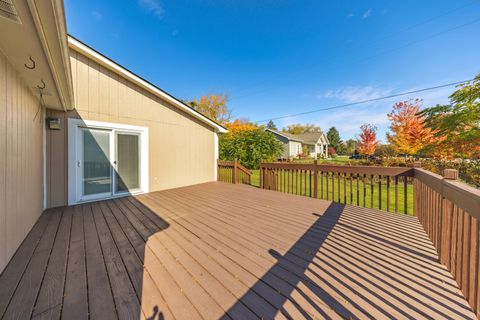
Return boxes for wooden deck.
[0,182,476,320]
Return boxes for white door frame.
[68,118,149,205]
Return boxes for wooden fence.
[414,168,480,317]
[217,161,252,185]
[260,161,414,214]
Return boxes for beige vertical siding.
[0,51,44,272]
[46,49,215,207]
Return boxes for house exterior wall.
[289,141,302,158]
[0,51,44,272]
[46,49,215,208]
[272,135,290,159]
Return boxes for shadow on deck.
[0,182,476,319]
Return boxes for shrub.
[357,157,479,187]
[219,129,283,169]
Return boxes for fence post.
[260,164,264,189]
[233,161,238,184]
[443,169,458,180]
[313,160,318,198]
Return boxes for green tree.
[327,127,345,154]
[219,129,283,169]
[344,139,358,155]
[374,144,395,157]
[266,120,278,130]
[283,123,321,134]
[420,74,480,158]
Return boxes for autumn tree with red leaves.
[387,99,436,156]
[357,124,378,155]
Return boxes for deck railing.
[260,161,414,214]
[259,161,480,316]
[414,168,480,317]
[221,159,480,314]
[217,160,252,185]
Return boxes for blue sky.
[65,0,480,141]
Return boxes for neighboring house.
[0,0,226,272]
[266,129,304,159]
[266,129,329,159]
[293,132,330,159]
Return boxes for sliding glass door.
[115,132,141,193]
[80,128,112,201]
[75,126,143,202]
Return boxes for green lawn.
[250,169,414,215]
[293,155,356,165]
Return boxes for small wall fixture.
[46,117,61,130]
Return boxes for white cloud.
[92,11,102,21]
[404,84,453,108]
[362,9,372,19]
[313,107,391,141]
[139,0,164,17]
[321,85,394,103]
[275,106,390,141]
[347,13,354,18]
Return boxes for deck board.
[0,212,53,317]
[0,182,476,320]
[32,207,72,320]
[62,205,88,320]
[83,203,117,320]
[2,208,62,320]
[95,201,140,319]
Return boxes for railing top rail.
[218,160,252,175]
[218,161,235,166]
[414,168,480,220]
[236,164,252,175]
[260,162,414,177]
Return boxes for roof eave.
[67,36,227,133]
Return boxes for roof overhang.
[265,128,303,142]
[68,36,228,133]
[0,0,74,110]
[322,132,330,144]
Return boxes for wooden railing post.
[260,164,264,189]
[444,169,459,180]
[313,160,318,198]
[233,161,238,184]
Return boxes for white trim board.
[67,36,227,133]
[68,118,149,205]
[214,132,218,181]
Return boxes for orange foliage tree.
[357,124,378,155]
[387,99,436,156]
[226,118,257,133]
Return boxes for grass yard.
[293,155,356,165]
[250,169,414,214]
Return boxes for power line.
[234,16,480,101]
[254,79,473,123]
[230,1,478,96]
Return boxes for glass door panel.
[81,128,112,198]
[115,133,140,193]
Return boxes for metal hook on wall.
[24,56,36,70]
[37,79,46,90]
